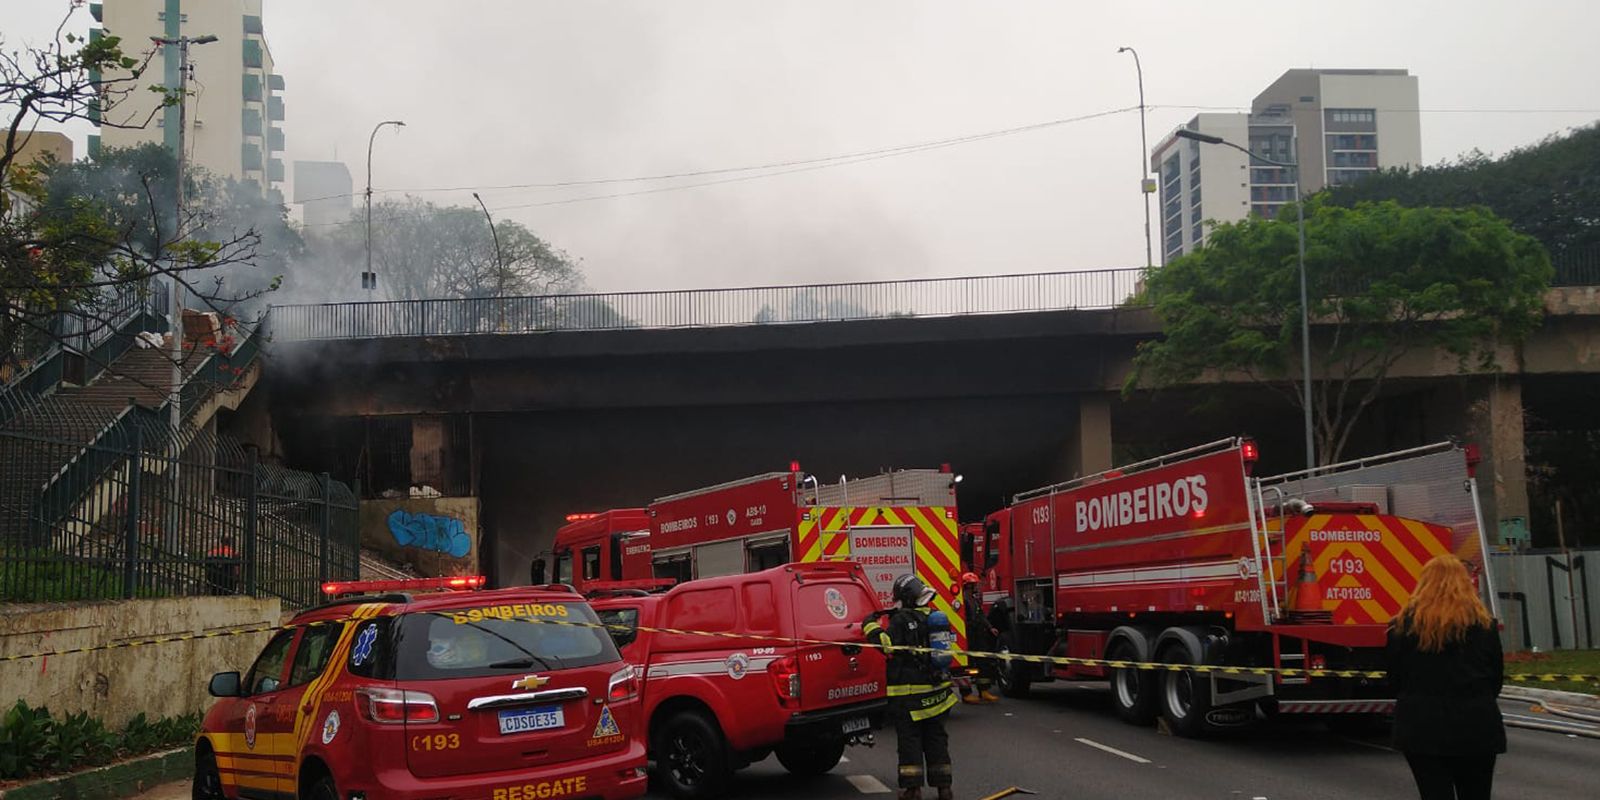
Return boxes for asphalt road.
[669,685,1600,800]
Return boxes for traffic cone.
[1291,549,1324,613]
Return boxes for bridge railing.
[269,268,1147,341]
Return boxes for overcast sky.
[10,0,1600,293]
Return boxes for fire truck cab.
[589,562,886,799]
[552,510,654,594]
[980,439,1496,737]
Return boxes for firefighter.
[864,574,956,800]
[959,572,1002,704]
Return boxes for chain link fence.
[1,400,360,609]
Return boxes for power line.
[302,106,1139,226]
[1151,104,1600,114]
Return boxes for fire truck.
[978,438,1497,736]
[554,465,969,655]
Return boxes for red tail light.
[356,687,439,724]
[607,666,639,703]
[769,656,801,708]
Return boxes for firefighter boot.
[981,689,1002,703]
[961,691,982,705]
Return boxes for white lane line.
[1074,737,1152,764]
[846,774,893,794]
[1339,736,1397,752]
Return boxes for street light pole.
[364,120,406,299]
[472,192,506,330]
[150,33,218,440]
[1117,47,1154,270]
[1174,128,1315,471]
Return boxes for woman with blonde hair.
[1387,554,1505,800]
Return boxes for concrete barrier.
[0,596,280,727]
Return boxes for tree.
[1128,199,1551,465]
[1326,123,1600,259]
[302,197,580,302]
[3,6,278,386]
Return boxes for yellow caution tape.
[4,608,1597,686]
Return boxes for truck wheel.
[1107,643,1159,726]
[304,774,339,800]
[775,737,846,776]
[1157,645,1215,738]
[192,747,224,800]
[654,711,732,799]
[996,636,1032,698]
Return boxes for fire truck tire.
[775,737,847,776]
[1107,643,1159,726]
[303,773,338,800]
[1157,643,1215,738]
[654,710,733,799]
[996,635,1032,698]
[192,746,224,800]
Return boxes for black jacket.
[1385,619,1506,755]
[964,594,996,652]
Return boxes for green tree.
[1129,199,1551,465]
[1326,123,1600,259]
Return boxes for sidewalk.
[129,779,188,800]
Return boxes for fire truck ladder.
[1247,481,1287,622]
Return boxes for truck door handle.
[841,644,861,655]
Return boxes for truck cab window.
[582,546,602,580]
[554,551,573,585]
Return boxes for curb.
[0,748,191,800]
[1502,686,1600,711]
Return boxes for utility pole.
[365,120,406,298]
[472,192,506,330]
[150,33,218,441]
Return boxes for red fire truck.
[554,465,969,656]
[978,438,1497,736]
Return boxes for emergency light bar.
[564,512,600,522]
[320,575,486,597]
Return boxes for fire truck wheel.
[775,736,846,776]
[1107,644,1159,726]
[1157,645,1215,738]
[996,636,1032,698]
[192,747,224,800]
[655,710,732,799]
[303,773,338,800]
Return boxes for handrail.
[1013,438,1241,503]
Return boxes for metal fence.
[1553,245,1600,287]
[269,268,1147,341]
[0,411,360,609]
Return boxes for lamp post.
[150,33,218,439]
[1174,128,1315,471]
[1116,47,1155,270]
[364,120,406,298]
[472,192,506,330]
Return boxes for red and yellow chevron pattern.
[1282,514,1454,625]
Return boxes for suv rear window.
[393,603,619,680]
[795,582,874,637]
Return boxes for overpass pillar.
[1065,393,1114,478]
[1469,378,1529,545]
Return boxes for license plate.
[498,705,564,735]
[842,716,870,734]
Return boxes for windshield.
[394,602,618,680]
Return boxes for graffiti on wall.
[387,510,472,558]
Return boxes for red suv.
[194,577,647,800]
[588,562,886,799]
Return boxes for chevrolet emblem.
[511,674,549,691]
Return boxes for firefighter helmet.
[960,572,982,587]
[892,574,935,608]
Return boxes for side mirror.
[208,671,241,698]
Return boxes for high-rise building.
[89,0,285,199]
[293,161,354,228]
[1150,69,1420,262]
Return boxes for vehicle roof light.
[320,575,485,597]
[565,512,600,522]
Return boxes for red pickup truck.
[589,562,887,799]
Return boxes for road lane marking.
[1073,737,1151,764]
[1338,736,1396,752]
[847,775,893,794]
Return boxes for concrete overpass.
[241,269,1600,582]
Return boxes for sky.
[8,0,1600,294]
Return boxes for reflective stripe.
[909,690,957,721]
[887,681,952,697]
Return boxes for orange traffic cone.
[1291,549,1324,613]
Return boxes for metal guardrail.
[1553,246,1600,287]
[269,268,1148,341]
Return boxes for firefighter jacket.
[964,593,996,653]
[865,607,957,721]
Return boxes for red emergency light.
[1463,443,1482,479]
[565,512,600,522]
[1240,438,1260,473]
[790,460,802,472]
[321,575,485,597]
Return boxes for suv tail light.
[770,656,800,708]
[607,665,639,703]
[357,687,439,724]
